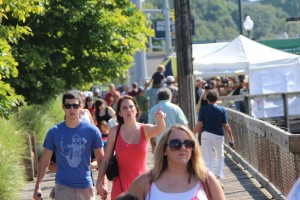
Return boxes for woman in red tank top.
[96,95,166,200]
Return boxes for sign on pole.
[153,18,195,40]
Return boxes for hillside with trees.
[144,0,300,41]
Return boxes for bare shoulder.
[206,170,226,200]
[127,171,152,198]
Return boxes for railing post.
[282,93,290,132]
[23,134,34,181]
[245,95,250,115]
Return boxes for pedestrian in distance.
[96,95,166,200]
[150,64,165,88]
[127,124,226,200]
[148,87,188,153]
[165,75,179,105]
[85,96,95,115]
[193,90,235,180]
[93,98,116,126]
[33,90,105,200]
[135,86,150,124]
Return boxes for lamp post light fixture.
[243,15,254,38]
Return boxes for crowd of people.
[33,65,260,200]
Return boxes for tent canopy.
[162,42,228,79]
[193,35,300,78]
[193,35,300,118]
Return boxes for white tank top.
[80,110,92,124]
[145,182,208,200]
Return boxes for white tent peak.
[193,35,300,77]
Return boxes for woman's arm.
[85,109,95,125]
[95,126,117,200]
[193,121,203,135]
[107,106,116,118]
[143,107,166,139]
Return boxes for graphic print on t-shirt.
[60,134,87,167]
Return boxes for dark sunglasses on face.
[167,139,195,151]
[64,103,81,109]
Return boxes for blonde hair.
[152,124,207,182]
[156,64,165,72]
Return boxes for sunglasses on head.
[64,103,81,109]
[166,139,195,151]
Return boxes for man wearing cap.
[165,75,178,105]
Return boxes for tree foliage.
[0,0,43,118]
[7,0,153,104]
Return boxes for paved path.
[21,149,273,200]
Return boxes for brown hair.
[116,95,141,124]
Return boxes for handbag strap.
[113,124,123,191]
[112,124,121,154]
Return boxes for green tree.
[0,0,43,118]
[261,0,300,18]
[8,0,153,104]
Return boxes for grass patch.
[0,118,26,200]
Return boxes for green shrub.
[14,95,64,157]
[0,118,26,200]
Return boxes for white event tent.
[193,35,300,118]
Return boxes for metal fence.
[225,108,300,199]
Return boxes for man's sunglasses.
[64,103,81,109]
[166,139,195,151]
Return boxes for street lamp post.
[238,0,243,35]
[243,15,254,38]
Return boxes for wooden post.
[282,93,290,132]
[174,0,195,129]
[24,134,35,181]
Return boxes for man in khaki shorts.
[33,90,105,200]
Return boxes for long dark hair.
[116,95,141,124]
[94,98,106,118]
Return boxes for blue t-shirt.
[198,104,227,136]
[43,121,103,188]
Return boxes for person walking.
[149,64,165,88]
[135,86,149,123]
[105,83,121,106]
[127,124,225,200]
[33,90,105,200]
[96,95,166,200]
[93,98,116,126]
[148,87,188,152]
[193,90,235,180]
[165,75,179,105]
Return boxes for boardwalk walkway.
[21,149,274,200]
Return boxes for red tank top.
[111,124,148,199]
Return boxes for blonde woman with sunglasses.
[127,124,225,200]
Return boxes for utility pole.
[174,0,195,129]
[164,0,172,56]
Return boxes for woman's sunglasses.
[64,103,81,109]
[166,139,195,151]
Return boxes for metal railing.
[225,108,300,198]
[219,92,300,133]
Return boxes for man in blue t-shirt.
[33,90,104,200]
[193,90,235,180]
